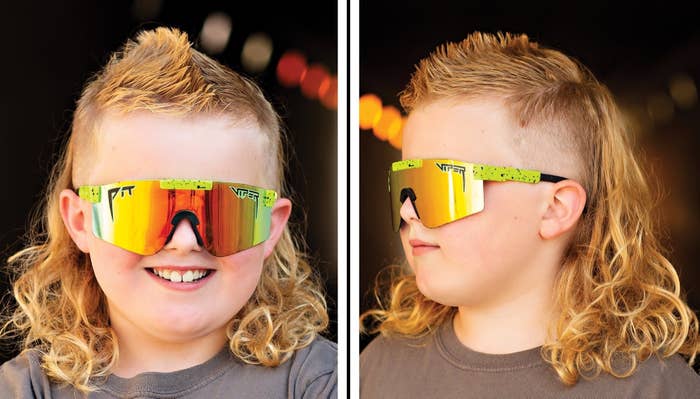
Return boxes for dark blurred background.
[359,0,700,366]
[0,0,337,364]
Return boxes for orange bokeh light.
[276,51,307,87]
[388,117,404,149]
[301,64,329,100]
[374,105,402,141]
[319,75,337,109]
[359,94,382,130]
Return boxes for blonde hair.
[2,27,328,392]
[362,32,699,385]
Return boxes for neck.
[453,255,560,354]
[109,310,229,378]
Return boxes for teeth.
[151,268,209,283]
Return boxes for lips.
[409,238,439,256]
[409,239,439,248]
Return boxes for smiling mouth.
[147,268,213,283]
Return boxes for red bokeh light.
[276,51,307,88]
[300,64,330,100]
[319,76,337,109]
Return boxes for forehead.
[86,111,267,186]
[401,98,524,167]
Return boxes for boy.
[361,32,700,398]
[0,27,336,398]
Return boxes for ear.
[59,189,91,253]
[539,180,587,240]
[263,198,292,258]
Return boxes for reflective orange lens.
[79,179,277,256]
[389,160,484,232]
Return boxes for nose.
[163,215,204,254]
[399,198,420,226]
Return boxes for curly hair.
[361,31,699,385]
[2,27,328,392]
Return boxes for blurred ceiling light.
[277,51,307,87]
[131,0,162,20]
[359,94,382,130]
[669,74,698,110]
[319,76,338,110]
[200,12,232,54]
[646,93,675,125]
[241,32,273,73]
[374,105,402,141]
[300,64,330,100]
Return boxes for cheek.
[441,185,541,270]
[437,218,488,268]
[88,236,143,272]
[87,237,144,298]
[217,245,266,297]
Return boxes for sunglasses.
[77,179,277,256]
[388,159,567,231]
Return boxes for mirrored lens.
[389,160,485,231]
[84,180,275,256]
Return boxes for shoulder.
[360,332,435,391]
[360,333,436,398]
[361,333,432,370]
[0,350,53,398]
[574,353,700,398]
[289,335,337,399]
[623,353,700,397]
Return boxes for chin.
[414,273,474,307]
[414,272,448,305]
[149,309,228,338]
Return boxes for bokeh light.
[669,74,698,110]
[359,94,382,130]
[200,12,232,54]
[388,117,404,149]
[276,51,307,88]
[374,105,402,141]
[241,32,273,73]
[319,76,338,109]
[301,64,330,100]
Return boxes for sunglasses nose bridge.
[398,187,421,224]
[164,210,205,247]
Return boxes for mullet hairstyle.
[2,27,328,392]
[362,32,699,385]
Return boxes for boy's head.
[7,27,327,390]
[394,33,591,306]
[58,26,294,345]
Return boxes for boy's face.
[63,111,289,349]
[399,98,557,308]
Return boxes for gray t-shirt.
[361,320,700,398]
[0,336,336,398]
